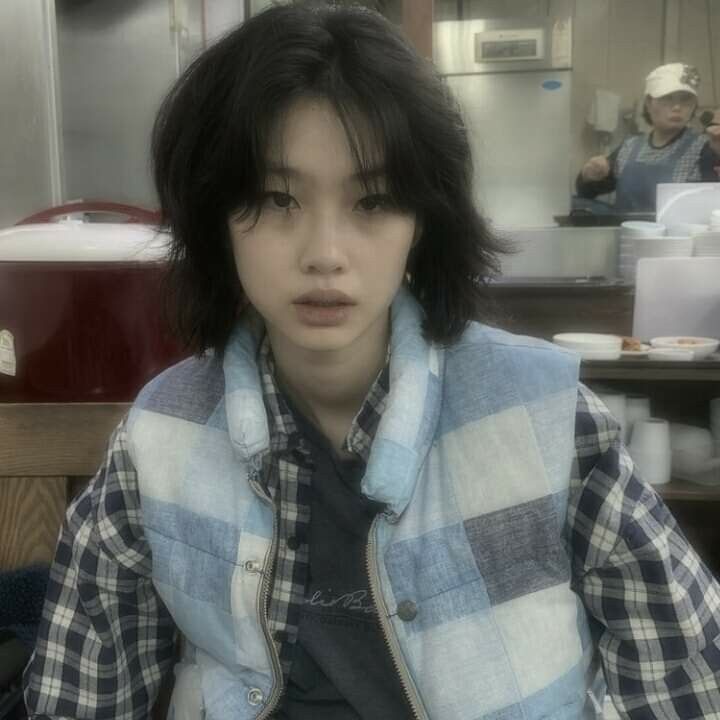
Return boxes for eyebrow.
[265,163,387,183]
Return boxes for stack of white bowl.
[633,234,693,261]
[693,230,720,257]
[682,210,720,257]
[618,221,666,282]
[670,423,715,476]
[552,333,622,360]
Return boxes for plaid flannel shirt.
[23,362,720,719]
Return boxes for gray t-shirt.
[276,404,412,720]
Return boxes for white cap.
[645,63,700,98]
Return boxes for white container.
[630,419,672,484]
[630,417,671,457]
[632,235,694,259]
[633,258,720,341]
[620,221,666,237]
[669,423,715,475]
[648,347,695,361]
[675,458,720,486]
[629,447,672,485]
[618,222,667,282]
[665,223,708,237]
[656,183,720,226]
[693,230,720,257]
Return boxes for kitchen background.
[3,0,720,230]
[2,8,720,717]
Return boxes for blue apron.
[614,129,696,212]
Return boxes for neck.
[268,317,390,452]
[651,125,684,147]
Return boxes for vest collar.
[222,287,444,515]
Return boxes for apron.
[614,129,696,212]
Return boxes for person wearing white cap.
[577,62,720,213]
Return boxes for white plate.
[650,336,720,360]
[648,348,694,361]
[575,349,622,361]
[552,332,622,349]
[621,343,650,357]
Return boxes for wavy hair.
[152,2,508,354]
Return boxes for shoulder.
[446,322,580,386]
[131,351,225,424]
[686,127,710,152]
[451,321,575,358]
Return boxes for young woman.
[25,5,720,720]
[577,62,720,213]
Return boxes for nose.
[298,212,348,275]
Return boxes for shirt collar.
[257,334,389,465]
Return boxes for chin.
[290,326,358,353]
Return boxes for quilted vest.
[126,288,603,720]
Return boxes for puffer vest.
[126,288,603,720]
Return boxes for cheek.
[229,234,276,301]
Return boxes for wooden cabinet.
[0,403,128,571]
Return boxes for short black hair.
[152,1,507,355]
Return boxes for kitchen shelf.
[581,357,720,381]
[656,479,720,502]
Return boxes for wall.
[54,0,203,208]
[0,0,62,227]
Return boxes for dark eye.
[357,194,393,213]
[263,192,296,210]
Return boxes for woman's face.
[645,91,697,132]
[228,97,417,361]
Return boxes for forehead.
[265,97,382,176]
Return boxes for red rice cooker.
[0,203,187,402]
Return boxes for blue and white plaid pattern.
[24,289,720,719]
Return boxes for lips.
[293,291,354,327]
[293,289,355,306]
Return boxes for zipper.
[246,465,284,720]
[365,514,429,720]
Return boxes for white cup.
[629,417,672,484]
[597,392,627,442]
[625,395,651,441]
[620,221,666,237]
[630,417,671,456]
[629,447,672,485]
[711,398,720,455]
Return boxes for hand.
[581,155,610,182]
[706,109,720,154]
